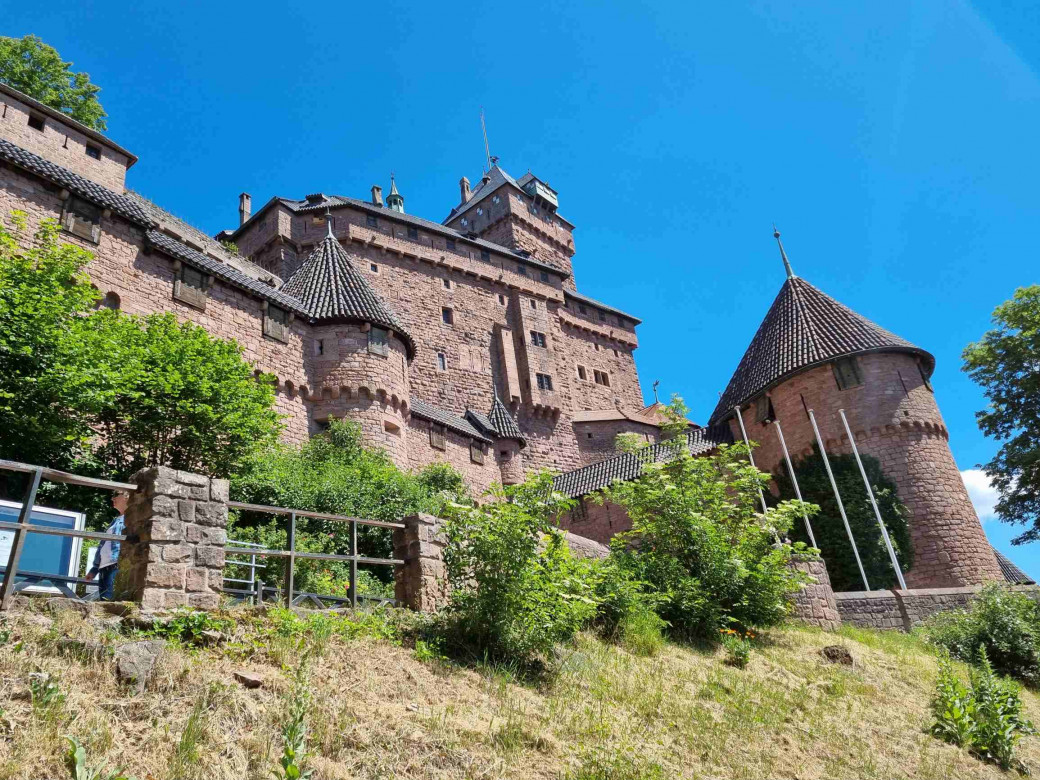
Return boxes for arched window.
[100,291,120,310]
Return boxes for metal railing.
[224,501,404,609]
[0,458,132,611]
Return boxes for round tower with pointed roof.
[281,221,414,462]
[710,232,1002,589]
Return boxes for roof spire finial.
[481,107,493,173]
[773,224,795,280]
[325,207,334,238]
[652,380,660,404]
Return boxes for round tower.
[711,233,1002,589]
[281,221,415,464]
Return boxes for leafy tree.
[0,35,107,131]
[0,213,99,471]
[773,448,913,591]
[441,472,598,663]
[963,285,1040,543]
[603,415,815,640]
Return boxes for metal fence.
[0,458,132,611]
[222,501,404,609]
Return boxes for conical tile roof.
[465,392,526,447]
[709,276,933,424]
[282,229,414,357]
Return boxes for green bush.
[592,558,665,655]
[603,429,814,641]
[926,583,1040,684]
[773,447,913,591]
[931,649,1035,770]
[440,472,599,664]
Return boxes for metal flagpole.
[772,420,818,548]
[838,409,908,591]
[733,406,770,515]
[806,407,871,591]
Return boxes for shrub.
[602,404,815,641]
[719,628,754,669]
[931,649,1035,770]
[773,447,913,591]
[926,583,1040,684]
[592,559,665,655]
[441,472,599,664]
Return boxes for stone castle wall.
[730,352,1002,588]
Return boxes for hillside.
[0,604,1036,779]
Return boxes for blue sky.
[7,1,1040,578]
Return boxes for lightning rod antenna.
[481,107,492,173]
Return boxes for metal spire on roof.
[325,207,334,238]
[773,225,795,279]
[480,107,493,173]
[652,380,660,404]
[389,172,400,196]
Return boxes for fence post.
[285,512,296,609]
[349,519,358,609]
[254,576,263,606]
[393,514,449,612]
[0,467,43,610]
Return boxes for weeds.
[566,747,665,779]
[29,671,66,716]
[273,651,314,779]
[169,685,219,780]
[63,737,133,780]
[145,609,234,645]
[719,628,754,669]
[618,608,666,657]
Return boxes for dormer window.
[754,395,775,423]
[61,196,102,243]
[470,442,485,464]
[367,215,378,227]
[446,238,456,251]
[407,227,418,240]
[173,263,208,310]
[481,250,490,261]
[430,424,446,450]
[540,271,549,283]
[832,357,863,390]
[368,326,389,356]
[85,144,101,160]
[27,113,44,132]
[263,303,291,343]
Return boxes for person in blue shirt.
[85,491,128,600]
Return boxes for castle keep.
[0,83,1014,589]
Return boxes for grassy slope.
[0,609,1037,779]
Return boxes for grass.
[0,606,1037,778]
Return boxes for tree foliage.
[0,35,107,131]
[603,427,815,640]
[963,285,1040,543]
[773,448,912,591]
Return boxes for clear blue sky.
[8,1,1040,578]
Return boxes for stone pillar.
[787,555,842,631]
[393,513,449,612]
[117,467,228,612]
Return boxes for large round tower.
[710,233,1002,589]
[281,221,415,463]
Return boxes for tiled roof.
[487,394,526,445]
[709,276,934,425]
[0,138,150,225]
[444,165,520,223]
[564,289,642,325]
[280,230,414,357]
[410,399,493,443]
[553,425,733,498]
[994,548,1034,585]
[146,230,309,316]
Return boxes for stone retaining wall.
[787,556,842,631]
[835,586,1040,631]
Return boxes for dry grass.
[0,607,1037,779]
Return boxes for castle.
[0,82,1019,590]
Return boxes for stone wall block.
[161,544,192,563]
[150,518,183,542]
[787,556,842,631]
[210,479,230,503]
[394,514,450,612]
[195,546,225,569]
[178,500,196,524]
[185,568,209,593]
[146,564,186,589]
[195,502,228,528]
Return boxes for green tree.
[603,408,815,640]
[963,285,1040,543]
[0,35,107,131]
[0,213,99,471]
[773,448,913,591]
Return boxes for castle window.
[27,113,45,132]
[492,195,501,204]
[573,497,589,522]
[577,365,587,381]
[407,227,418,240]
[315,419,331,433]
[437,352,446,371]
[536,373,553,391]
[311,215,325,227]
[481,250,490,261]
[579,305,587,314]
[586,432,593,439]
[366,215,378,227]
[530,300,537,310]
[173,263,208,310]
[832,357,863,391]
[314,339,324,356]
[368,326,389,356]
[460,218,468,227]
[517,264,527,276]
[62,196,102,243]
[100,291,120,310]
[599,311,606,322]
[430,424,446,450]
[263,303,291,343]
[85,144,101,160]
[498,294,506,305]
[593,370,611,387]
[613,349,619,357]
[529,330,546,348]
[446,238,456,251]
[370,263,379,273]
[441,307,454,325]
[918,359,933,392]
[470,442,485,464]
[384,419,401,435]
[754,395,775,424]
[540,271,549,283]
[443,278,451,290]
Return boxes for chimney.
[460,177,471,204]
[239,192,251,226]
[371,185,383,207]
